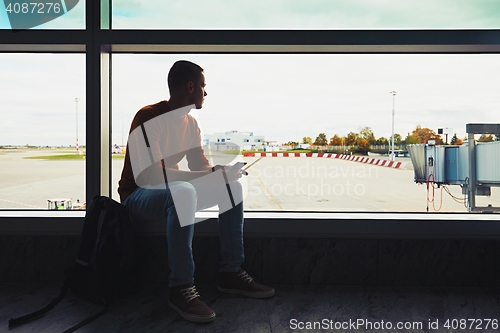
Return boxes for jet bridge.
[408,123,500,213]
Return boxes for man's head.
[167,60,207,109]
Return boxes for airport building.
[203,130,265,150]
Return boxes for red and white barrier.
[336,154,406,168]
[242,152,406,169]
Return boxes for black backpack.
[9,195,140,332]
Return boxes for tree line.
[284,126,498,151]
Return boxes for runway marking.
[0,197,44,209]
[248,168,283,211]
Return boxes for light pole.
[389,91,396,161]
[75,98,80,154]
[121,109,124,152]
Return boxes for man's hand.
[212,164,245,181]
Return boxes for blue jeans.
[123,180,245,288]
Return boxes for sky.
[109,0,500,30]
[1,1,499,146]
[111,54,500,146]
[1,0,500,29]
[1,53,499,147]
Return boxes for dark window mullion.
[99,29,500,48]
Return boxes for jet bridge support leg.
[467,132,476,212]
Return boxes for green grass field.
[24,154,87,160]
[24,154,125,160]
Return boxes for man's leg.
[122,182,196,287]
[123,182,215,323]
[217,181,245,272]
[194,179,274,298]
[193,179,245,272]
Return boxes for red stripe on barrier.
[240,153,403,168]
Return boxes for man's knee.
[230,180,243,193]
[170,182,197,202]
[169,182,198,225]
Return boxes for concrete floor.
[2,282,500,332]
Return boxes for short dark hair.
[167,60,204,94]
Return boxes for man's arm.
[136,161,211,186]
[186,123,212,172]
[186,145,212,172]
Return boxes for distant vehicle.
[388,150,408,157]
[72,199,86,210]
[112,144,125,154]
[47,198,73,210]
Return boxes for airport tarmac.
[1,148,500,213]
[0,149,86,209]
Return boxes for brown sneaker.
[168,284,215,323]
[217,269,275,299]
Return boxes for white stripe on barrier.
[242,153,405,168]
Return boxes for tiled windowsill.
[1,211,500,239]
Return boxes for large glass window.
[0,53,86,210]
[111,54,500,212]
[112,0,500,30]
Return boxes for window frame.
[1,1,500,238]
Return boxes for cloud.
[1,0,498,29]
[110,0,500,29]
[1,52,499,146]
[0,54,85,146]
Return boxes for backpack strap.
[61,303,107,333]
[140,123,168,184]
[8,279,108,332]
[76,195,103,265]
[8,280,69,328]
